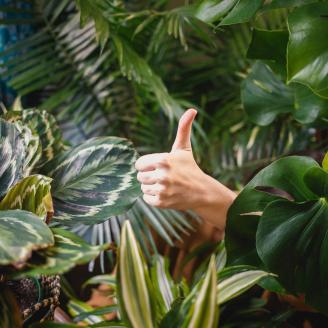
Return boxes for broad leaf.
[0,287,22,328]
[117,220,155,328]
[0,119,26,198]
[194,0,238,24]
[247,29,288,64]
[16,228,107,277]
[256,199,328,313]
[184,256,219,328]
[44,137,140,225]
[0,175,52,218]
[0,210,54,267]
[220,0,264,26]
[226,156,319,266]
[287,3,328,99]
[217,270,269,304]
[241,62,294,126]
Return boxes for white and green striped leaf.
[0,119,26,198]
[83,274,116,289]
[0,175,52,218]
[150,256,179,319]
[117,220,155,328]
[0,210,54,267]
[183,256,219,328]
[16,228,108,277]
[0,286,22,328]
[44,137,140,225]
[217,270,270,305]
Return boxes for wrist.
[191,173,236,230]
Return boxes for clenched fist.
[135,109,236,231]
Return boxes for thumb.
[171,108,197,152]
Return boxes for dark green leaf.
[220,0,264,26]
[287,3,328,98]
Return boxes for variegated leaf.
[217,270,270,305]
[182,256,219,328]
[0,119,26,198]
[0,286,22,328]
[68,299,107,325]
[0,210,54,267]
[15,228,108,277]
[83,274,116,288]
[0,175,52,219]
[117,220,155,328]
[3,109,65,168]
[44,137,140,225]
[22,109,66,166]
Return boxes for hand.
[135,109,236,231]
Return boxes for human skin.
[135,108,236,235]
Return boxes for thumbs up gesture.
[135,109,205,210]
[135,109,236,229]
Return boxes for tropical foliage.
[0,0,327,327]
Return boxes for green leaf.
[0,210,54,267]
[256,199,328,313]
[287,3,328,99]
[0,119,26,198]
[262,0,319,11]
[16,228,107,277]
[293,83,328,124]
[247,29,289,64]
[117,220,155,328]
[303,167,328,198]
[241,62,294,126]
[220,0,264,26]
[68,299,107,325]
[150,256,178,318]
[217,270,270,304]
[225,156,319,266]
[43,137,140,225]
[184,256,219,328]
[83,274,116,288]
[323,153,328,172]
[0,175,52,218]
[0,286,22,328]
[194,0,238,24]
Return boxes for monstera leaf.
[0,175,52,218]
[287,3,328,99]
[226,155,328,313]
[242,62,328,125]
[44,137,140,225]
[0,119,26,198]
[0,287,22,328]
[15,228,108,277]
[0,210,54,267]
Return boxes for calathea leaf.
[15,228,108,277]
[0,119,26,198]
[43,137,140,225]
[0,210,54,267]
[4,109,66,168]
[287,3,328,99]
[0,175,52,218]
[117,220,156,328]
[0,286,22,328]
